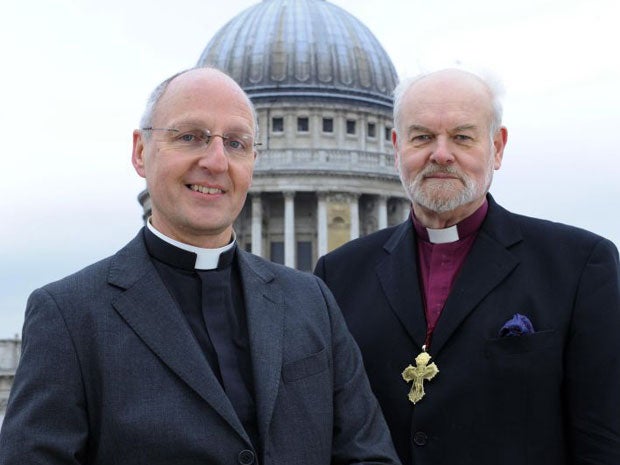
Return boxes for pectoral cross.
[402,347,439,404]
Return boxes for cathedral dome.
[197,0,398,109]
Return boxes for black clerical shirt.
[142,227,259,449]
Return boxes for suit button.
[413,431,428,446]
[238,449,255,465]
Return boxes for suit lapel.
[107,233,249,442]
[375,221,427,349]
[237,251,285,447]
[430,197,522,355]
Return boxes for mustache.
[419,165,464,180]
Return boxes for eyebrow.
[406,124,432,135]
[406,124,479,132]
[169,120,253,134]
[452,125,477,132]
[164,117,203,127]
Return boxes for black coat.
[315,195,620,465]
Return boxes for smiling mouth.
[188,184,224,194]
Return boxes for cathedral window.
[297,117,309,132]
[270,241,284,264]
[367,122,376,138]
[346,119,356,135]
[296,241,313,271]
[272,117,284,132]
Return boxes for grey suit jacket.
[0,231,399,465]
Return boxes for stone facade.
[232,99,410,269]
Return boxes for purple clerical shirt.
[412,200,489,348]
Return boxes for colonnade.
[249,191,407,268]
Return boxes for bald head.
[393,68,503,139]
[139,67,258,137]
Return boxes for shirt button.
[238,449,255,465]
[413,431,428,446]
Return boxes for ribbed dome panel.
[197,0,398,109]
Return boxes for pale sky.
[1,0,619,338]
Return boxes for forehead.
[153,70,254,131]
[401,72,493,129]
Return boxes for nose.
[197,136,228,173]
[429,137,454,165]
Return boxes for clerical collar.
[145,219,236,270]
[412,200,489,244]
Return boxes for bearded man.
[315,68,620,465]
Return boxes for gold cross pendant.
[402,347,439,404]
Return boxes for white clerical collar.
[412,200,489,244]
[426,225,460,244]
[147,219,236,270]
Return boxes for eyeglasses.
[141,125,260,158]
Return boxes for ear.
[391,128,401,170]
[132,130,147,178]
[492,126,508,170]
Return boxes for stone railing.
[255,149,398,177]
[0,338,21,423]
[0,339,20,372]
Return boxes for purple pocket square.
[499,313,535,337]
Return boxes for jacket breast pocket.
[282,348,328,382]
[481,329,563,436]
[485,329,558,357]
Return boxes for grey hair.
[392,66,505,139]
[138,66,259,139]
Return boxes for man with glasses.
[0,67,400,465]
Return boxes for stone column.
[251,194,262,257]
[349,194,360,240]
[284,191,296,268]
[360,116,367,151]
[378,195,388,230]
[317,193,328,257]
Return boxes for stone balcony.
[254,149,398,178]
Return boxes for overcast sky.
[1,0,618,338]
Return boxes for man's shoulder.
[38,232,144,298]
[237,250,332,310]
[324,222,406,260]
[238,249,320,285]
[495,201,602,240]
[489,199,618,258]
[513,211,603,241]
[313,222,409,283]
[39,255,114,296]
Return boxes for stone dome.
[197,0,399,109]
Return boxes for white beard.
[399,154,495,213]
